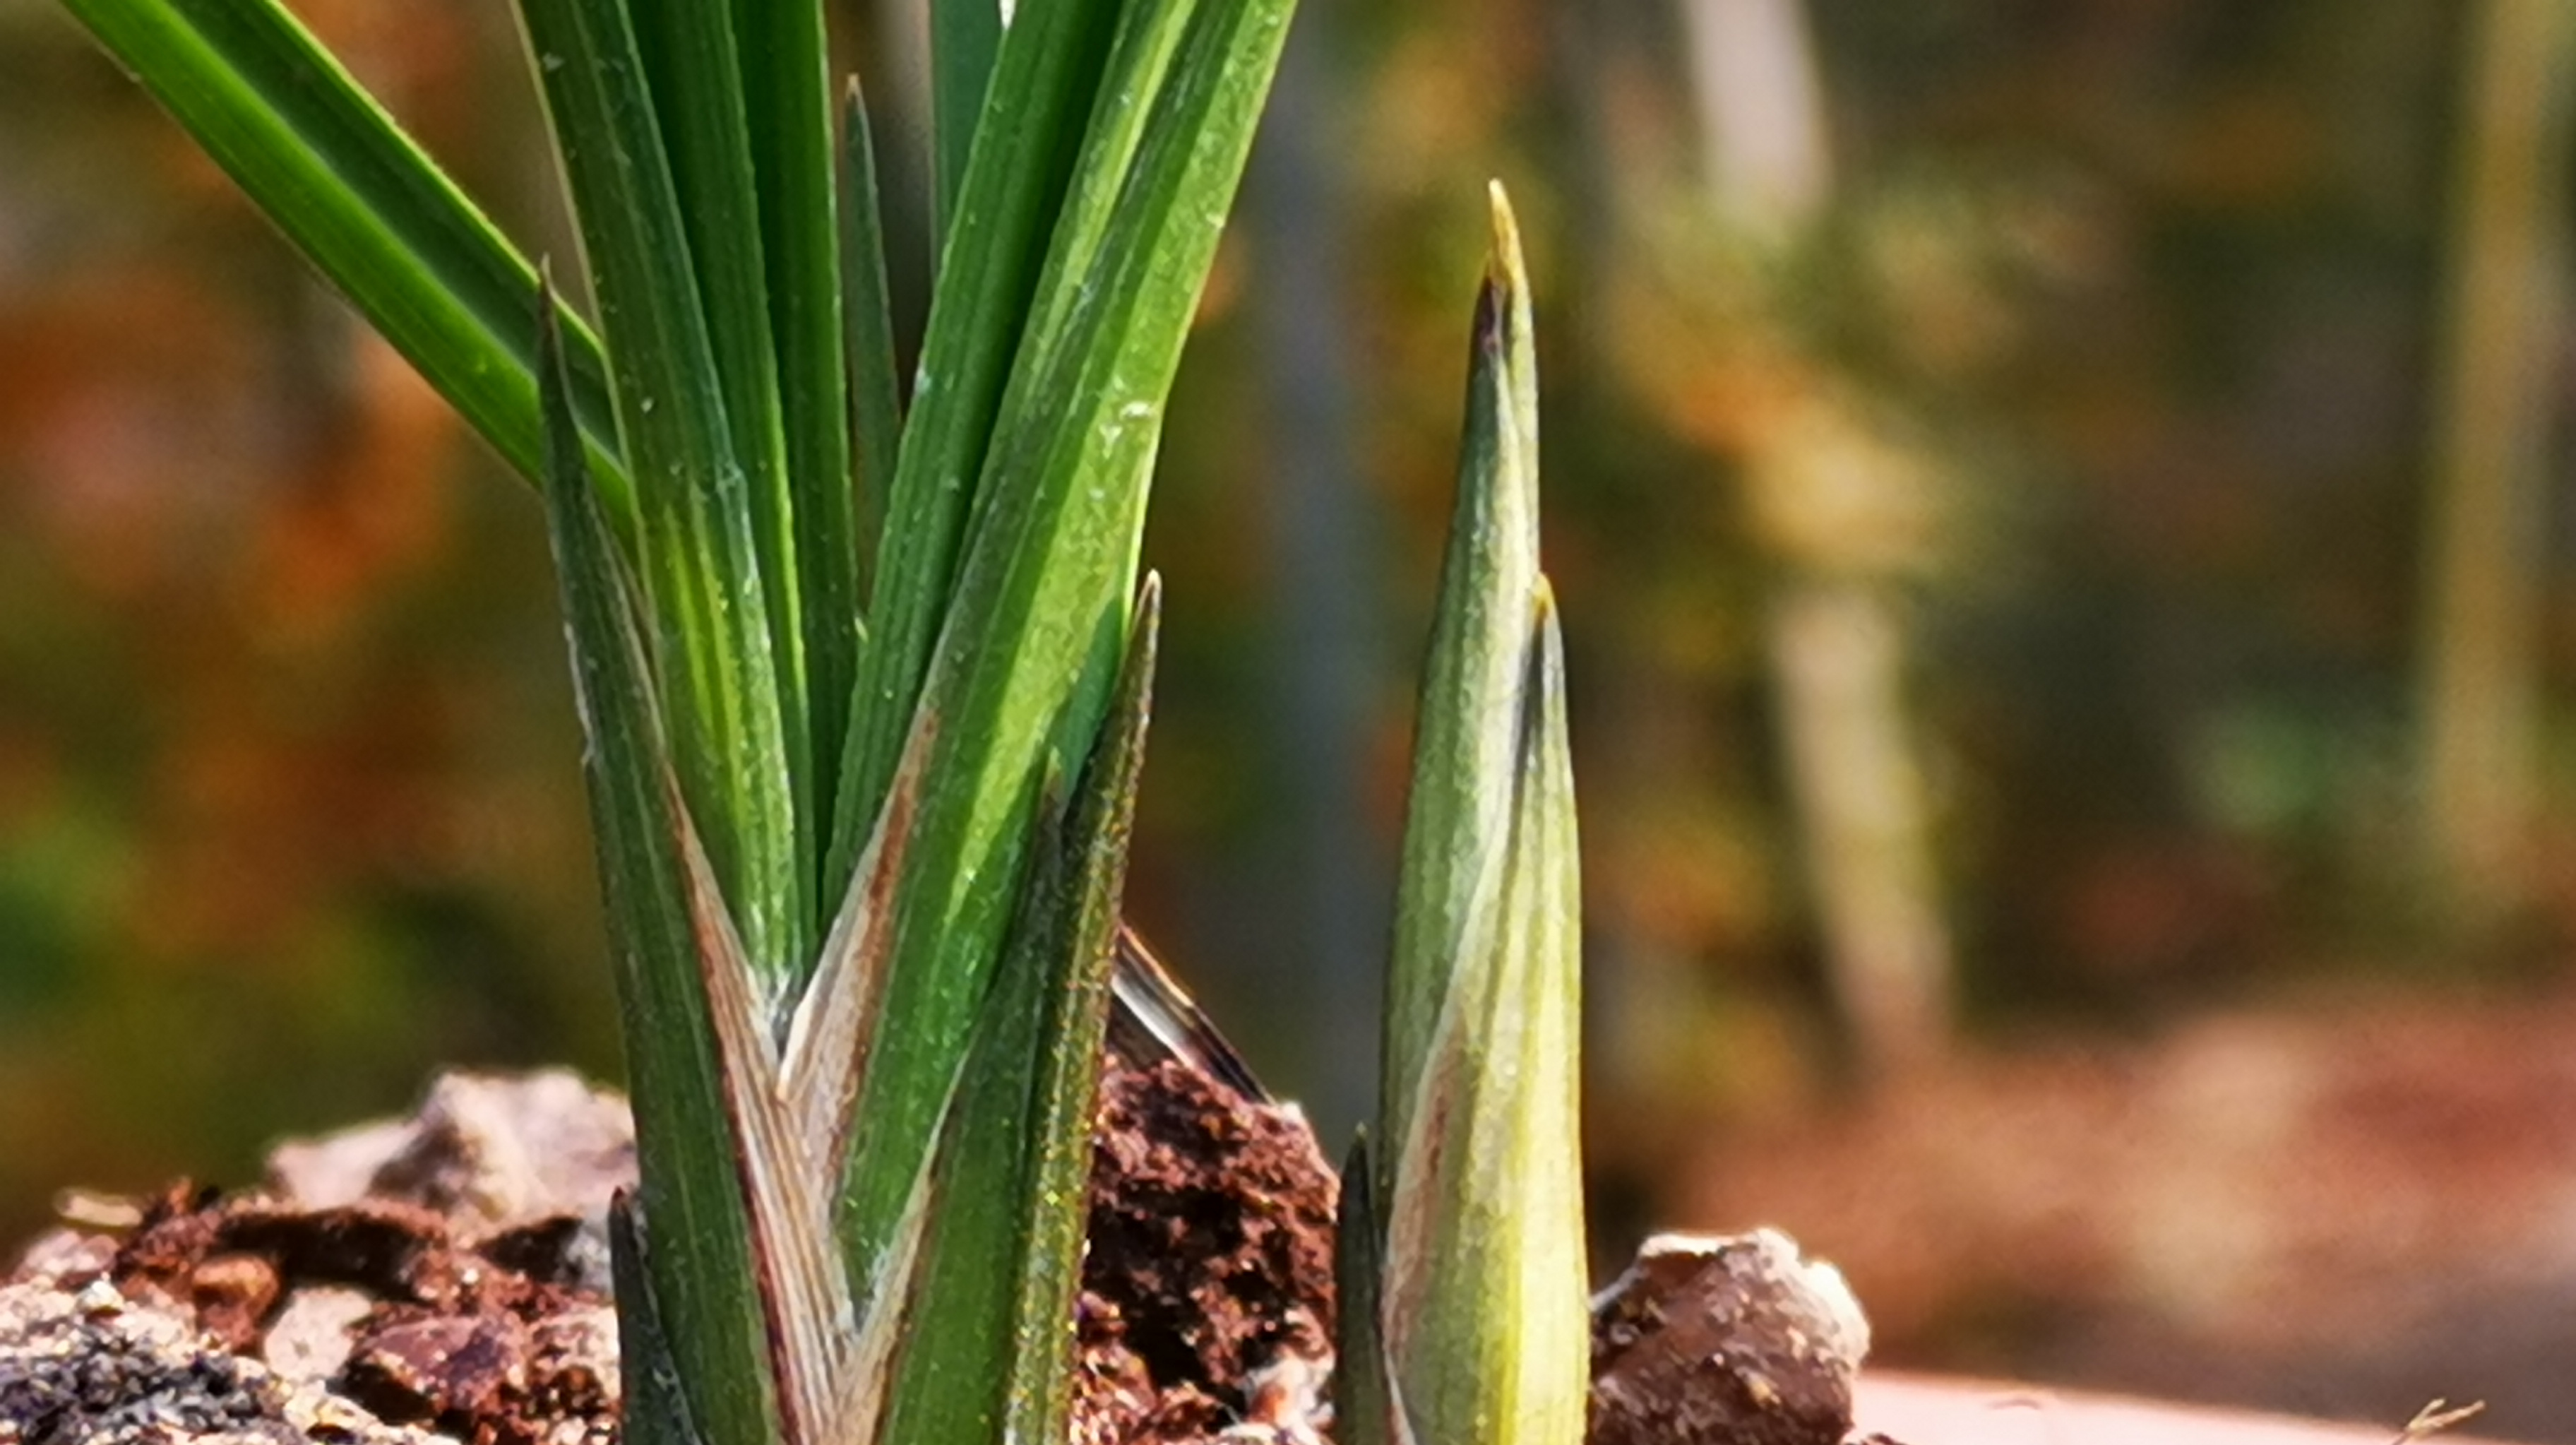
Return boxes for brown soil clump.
[6,1073,628,1445]
[2,1064,1888,1445]
[1,1062,1347,1445]
[1077,1058,1339,1445]
[1590,1230,1873,1445]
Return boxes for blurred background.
[10,0,2576,1435]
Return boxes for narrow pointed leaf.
[1382,592,1586,1445]
[1001,0,1200,394]
[834,0,1126,880]
[837,78,905,605]
[936,0,1208,571]
[837,0,1297,1275]
[59,0,628,518]
[521,0,803,995]
[1003,576,1161,1445]
[1373,185,1588,1445]
[1331,1133,1409,1445]
[821,76,910,904]
[1382,184,1544,1167]
[536,293,776,1445]
[628,0,814,922]
[739,1,859,881]
[879,580,1159,1445]
[872,778,1073,1445]
[607,1194,712,1445]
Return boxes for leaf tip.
[1134,569,1164,636]
[1479,182,1528,331]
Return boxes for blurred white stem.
[1769,587,1950,1076]
[2417,0,2576,917]
[1683,0,1833,233]
[1684,0,1953,1072]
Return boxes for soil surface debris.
[2,1067,1887,1445]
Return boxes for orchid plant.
[54,1,1587,1441]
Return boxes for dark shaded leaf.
[536,284,777,1445]
[521,0,805,994]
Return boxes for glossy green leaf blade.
[1374,185,1587,1445]
[59,0,629,520]
[830,0,1123,896]
[935,0,1198,562]
[630,0,815,929]
[738,0,857,902]
[520,0,803,994]
[836,0,1298,1275]
[1001,0,1202,396]
[838,79,906,585]
[871,780,1071,1445]
[930,0,1003,239]
[881,580,1157,1445]
[536,296,777,1445]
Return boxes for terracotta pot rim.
[1856,1370,2521,1445]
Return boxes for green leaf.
[836,0,1299,1281]
[628,0,815,924]
[607,1194,713,1445]
[880,578,1159,1445]
[58,0,629,521]
[1373,184,1588,1445]
[821,76,910,900]
[824,0,1201,901]
[520,0,804,995]
[931,0,1003,240]
[1382,590,1586,1445]
[1001,576,1159,1445]
[833,0,1126,881]
[536,289,777,1445]
[1330,1132,1410,1445]
[1382,184,1543,1167]
[740,0,859,900]
[1003,0,1200,388]
[837,78,905,603]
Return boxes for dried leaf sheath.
[675,804,858,1445]
[783,732,926,1179]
